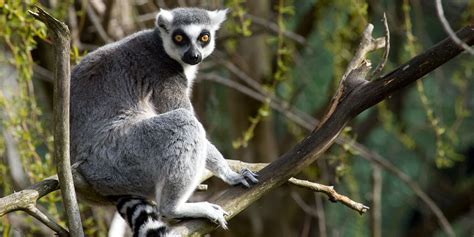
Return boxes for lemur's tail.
[116,197,168,237]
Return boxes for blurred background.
[1,0,473,236]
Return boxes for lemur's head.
[156,8,227,66]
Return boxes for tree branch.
[202,69,456,236]
[86,4,113,43]
[169,25,474,236]
[435,0,474,55]
[28,6,84,237]
[370,165,382,237]
[288,178,369,214]
[0,178,68,236]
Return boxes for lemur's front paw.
[204,202,229,229]
[235,168,259,188]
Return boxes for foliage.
[232,0,294,148]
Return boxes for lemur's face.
[156,8,227,66]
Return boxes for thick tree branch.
[169,25,474,236]
[28,6,84,237]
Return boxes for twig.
[68,6,82,50]
[86,4,113,43]
[3,130,30,189]
[289,178,369,214]
[102,0,115,33]
[29,6,84,237]
[341,24,386,81]
[435,0,474,55]
[196,184,208,191]
[246,14,307,45]
[314,194,327,237]
[371,13,390,79]
[24,205,69,235]
[370,165,382,237]
[291,192,318,217]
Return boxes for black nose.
[182,51,202,65]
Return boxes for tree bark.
[29,7,84,237]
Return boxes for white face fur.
[156,9,227,67]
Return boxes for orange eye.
[200,35,209,42]
[174,34,183,42]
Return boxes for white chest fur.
[183,64,198,97]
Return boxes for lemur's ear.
[156,9,173,33]
[208,9,228,30]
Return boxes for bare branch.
[68,6,82,49]
[435,0,474,55]
[288,178,369,214]
[246,14,307,45]
[371,13,390,79]
[24,205,69,236]
[29,6,84,237]
[291,192,318,217]
[102,0,115,32]
[314,194,327,237]
[370,165,382,237]
[341,24,386,81]
[86,4,113,43]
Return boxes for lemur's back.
[70,29,190,165]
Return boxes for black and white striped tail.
[116,197,168,237]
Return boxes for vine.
[232,0,294,148]
[0,0,63,232]
[402,0,462,167]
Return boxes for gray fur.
[70,8,257,233]
[171,8,211,26]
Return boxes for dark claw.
[240,179,250,188]
[240,168,259,184]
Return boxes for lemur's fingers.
[219,219,228,230]
[239,178,251,188]
[208,203,229,229]
[246,169,259,177]
[240,168,259,183]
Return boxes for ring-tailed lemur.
[70,8,258,236]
